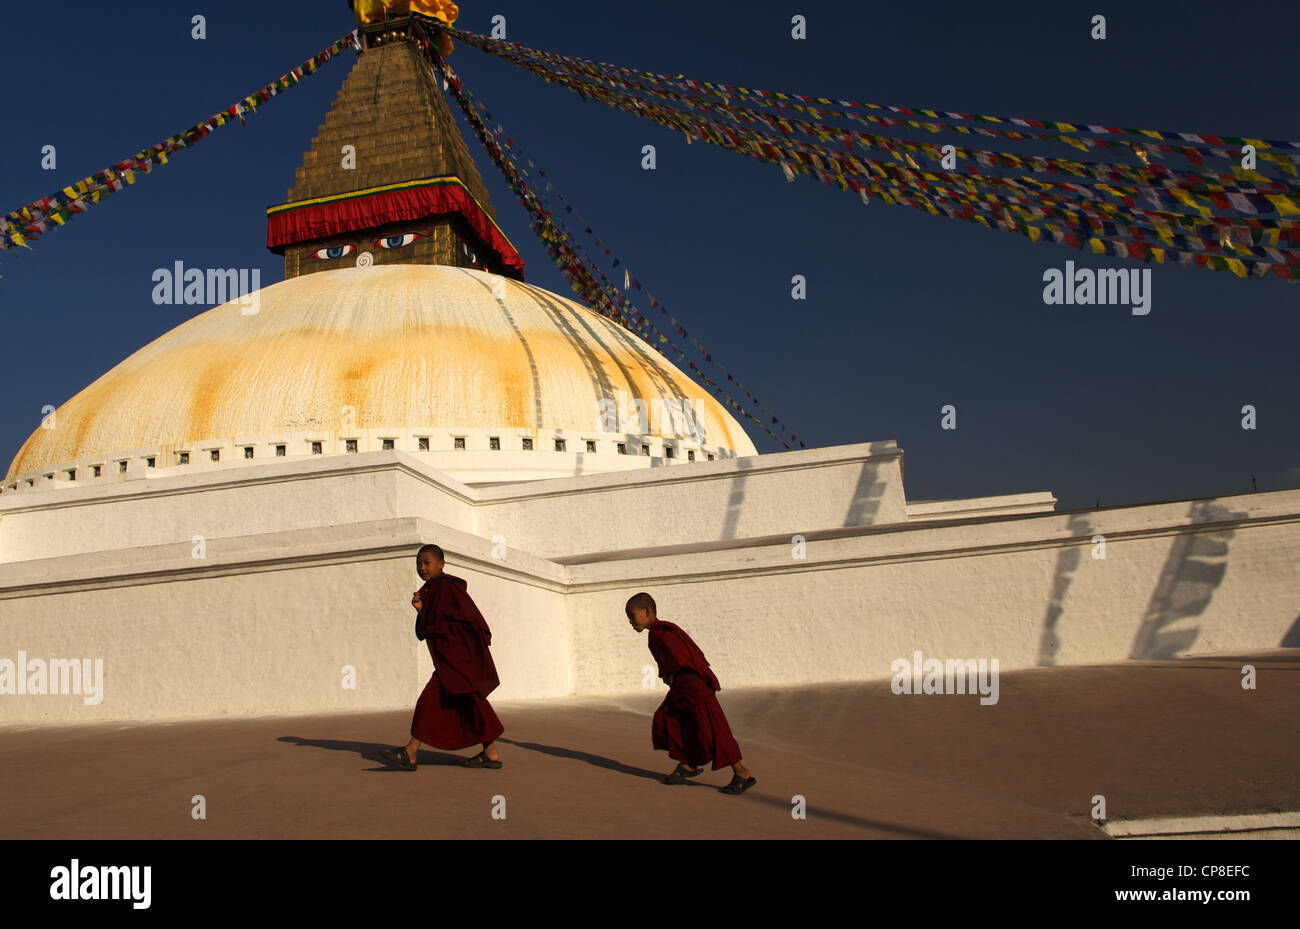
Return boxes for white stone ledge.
[0,517,568,598]
[5,489,1295,598]
[556,489,1300,588]
[3,430,743,496]
[469,439,904,503]
[907,492,1058,521]
[1103,811,1300,838]
[0,453,479,514]
[0,441,899,514]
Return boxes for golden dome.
[5,265,757,481]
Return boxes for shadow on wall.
[514,277,716,453]
[720,455,755,541]
[718,443,893,541]
[844,456,889,528]
[471,272,545,429]
[526,285,618,411]
[1036,513,1095,666]
[1280,615,1300,647]
[1127,500,1246,660]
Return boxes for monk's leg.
[731,761,753,779]
[403,737,422,764]
[481,740,500,762]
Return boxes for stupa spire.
[267,2,523,280]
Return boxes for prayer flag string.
[416,24,804,449]
[482,101,805,446]
[419,18,1298,282]
[0,32,359,259]
[424,19,1300,166]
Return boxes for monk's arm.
[648,634,683,685]
[414,591,437,641]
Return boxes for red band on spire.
[267,176,524,276]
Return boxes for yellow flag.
[1170,188,1209,215]
[1230,166,1266,183]
[1265,194,1299,216]
[1262,152,1297,176]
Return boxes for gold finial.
[351,1,459,26]
[349,1,458,55]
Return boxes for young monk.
[379,544,504,770]
[626,592,756,795]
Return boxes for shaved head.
[417,544,444,562]
[625,592,656,616]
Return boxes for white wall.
[0,443,905,565]
[472,441,909,559]
[3,443,1296,723]
[564,491,1300,694]
[0,458,474,564]
[0,518,571,722]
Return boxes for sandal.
[663,763,704,785]
[379,747,416,771]
[463,751,503,769]
[720,774,757,795]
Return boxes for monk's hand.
[412,592,423,610]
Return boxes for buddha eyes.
[311,244,357,260]
[376,232,426,249]
[309,232,425,261]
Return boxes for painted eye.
[376,232,425,249]
[311,244,356,260]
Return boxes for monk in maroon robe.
[380,544,504,770]
[626,591,756,795]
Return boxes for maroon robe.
[410,572,504,750]
[647,619,742,770]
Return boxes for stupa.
[2,4,1295,723]
[5,4,756,492]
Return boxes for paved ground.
[2,652,1296,839]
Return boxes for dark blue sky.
[2,0,1296,510]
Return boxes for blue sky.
[1,0,1296,509]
